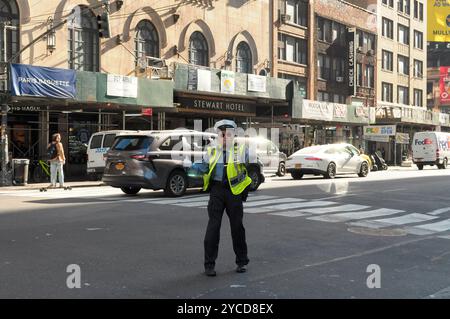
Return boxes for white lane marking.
[245,201,336,214]
[350,213,438,229]
[150,196,211,205]
[308,208,404,223]
[297,204,370,215]
[407,219,450,233]
[172,195,276,207]
[243,198,304,207]
[427,207,450,216]
[269,211,312,217]
[438,235,450,240]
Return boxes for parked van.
[87,130,138,179]
[412,131,450,170]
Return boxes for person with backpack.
[47,133,66,188]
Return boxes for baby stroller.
[372,151,388,170]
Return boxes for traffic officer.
[192,119,252,277]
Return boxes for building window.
[382,0,394,7]
[236,42,252,74]
[357,31,376,52]
[278,73,307,98]
[317,17,332,43]
[356,63,363,87]
[318,91,329,102]
[68,6,99,71]
[414,0,418,18]
[382,82,393,102]
[414,89,423,106]
[382,50,393,71]
[365,65,374,88]
[413,59,423,78]
[398,0,404,12]
[414,30,423,49]
[286,0,308,27]
[189,31,209,67]
[398,86,409,105]
[398,55,409,75]
[0,0,19,65]
[332,57,345,82]
[135,20,159,65]
[317,54,330,80]
[404,0,410,15]
[427,82,433,95]
[419,2,423,21]
[382,18,394,39]
[333,94,346,104]
[398,24,409,45]
[278,34,307,65]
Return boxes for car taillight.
[305,157,322,161]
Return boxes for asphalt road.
[1,167,450,299]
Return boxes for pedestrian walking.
[192,119,252,277]
[47,133,66,188]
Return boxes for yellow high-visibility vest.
[203,144,252,195]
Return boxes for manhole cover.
[347,227,407,237]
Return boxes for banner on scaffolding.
[10,63,76,99]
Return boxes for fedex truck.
[412,132,450,170]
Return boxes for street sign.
[142,108,153,116]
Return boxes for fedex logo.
[415,138,433,145]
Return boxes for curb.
[0,183,107,192]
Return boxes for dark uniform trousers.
[204,181,249,269]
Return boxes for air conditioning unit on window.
[336,76,344,82]
[280,14,291,23]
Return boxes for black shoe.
[236,265,247,273]
[205,268,216,277]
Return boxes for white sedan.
[285,143,370,179]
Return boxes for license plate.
[295,164,302,169]
[115,163,125,170]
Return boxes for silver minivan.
[102,130,265,196]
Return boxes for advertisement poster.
[107,74,138,98]
[428,0,450,43]
[221,70,235,94]
[440,66,450,104]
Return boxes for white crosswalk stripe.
[406,219,450,235]
[245,201,336,214]
[350,213,438,229]
[297,204,370,215]
[244,198,304,207]
[308,208,405,223]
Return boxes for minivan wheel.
[165,170,188,197]
[247,167,261,191]
[121,186,141,195]
[277,162,286,177]
[417,164,424,170]
[324,162,336,179]
[358,162,369,177]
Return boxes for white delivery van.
[412,131,450,170]
[87,130,138,179]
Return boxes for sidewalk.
[0,181,106,191]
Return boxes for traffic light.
[97,12,110,38]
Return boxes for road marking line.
[245,201,336,214]
[350,213,438,229]
[172,195,276,208]
[308,208,404,223]
[268,211,312,217]
[427,207,450,216]
[407,219,450,233]
[150,195,211,205]
[244,198,304,207]
[297,204,370,215]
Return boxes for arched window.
[0,0,19,64]
[236,42,252,74]
[135,20,159,65]
[189,31,208,67]
[68,6,99,71]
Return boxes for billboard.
[428,0,450,43]
[347,28,356,96]
[440,66,450,104]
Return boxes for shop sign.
[176,97,255,114]
[355,106,369,118]
[364,135,390,142]
[8,105,43,112]
[427,0,450,43]
[302,100,333,121]
[247,74,267,93]
[221,70,235,94]
[440,66,450,104]
[107,74,138,98]
[395,133,410,144]
[334,103,347,118]
[10,63,76,99]
[347,28,356,97]
[363,125,396,136]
